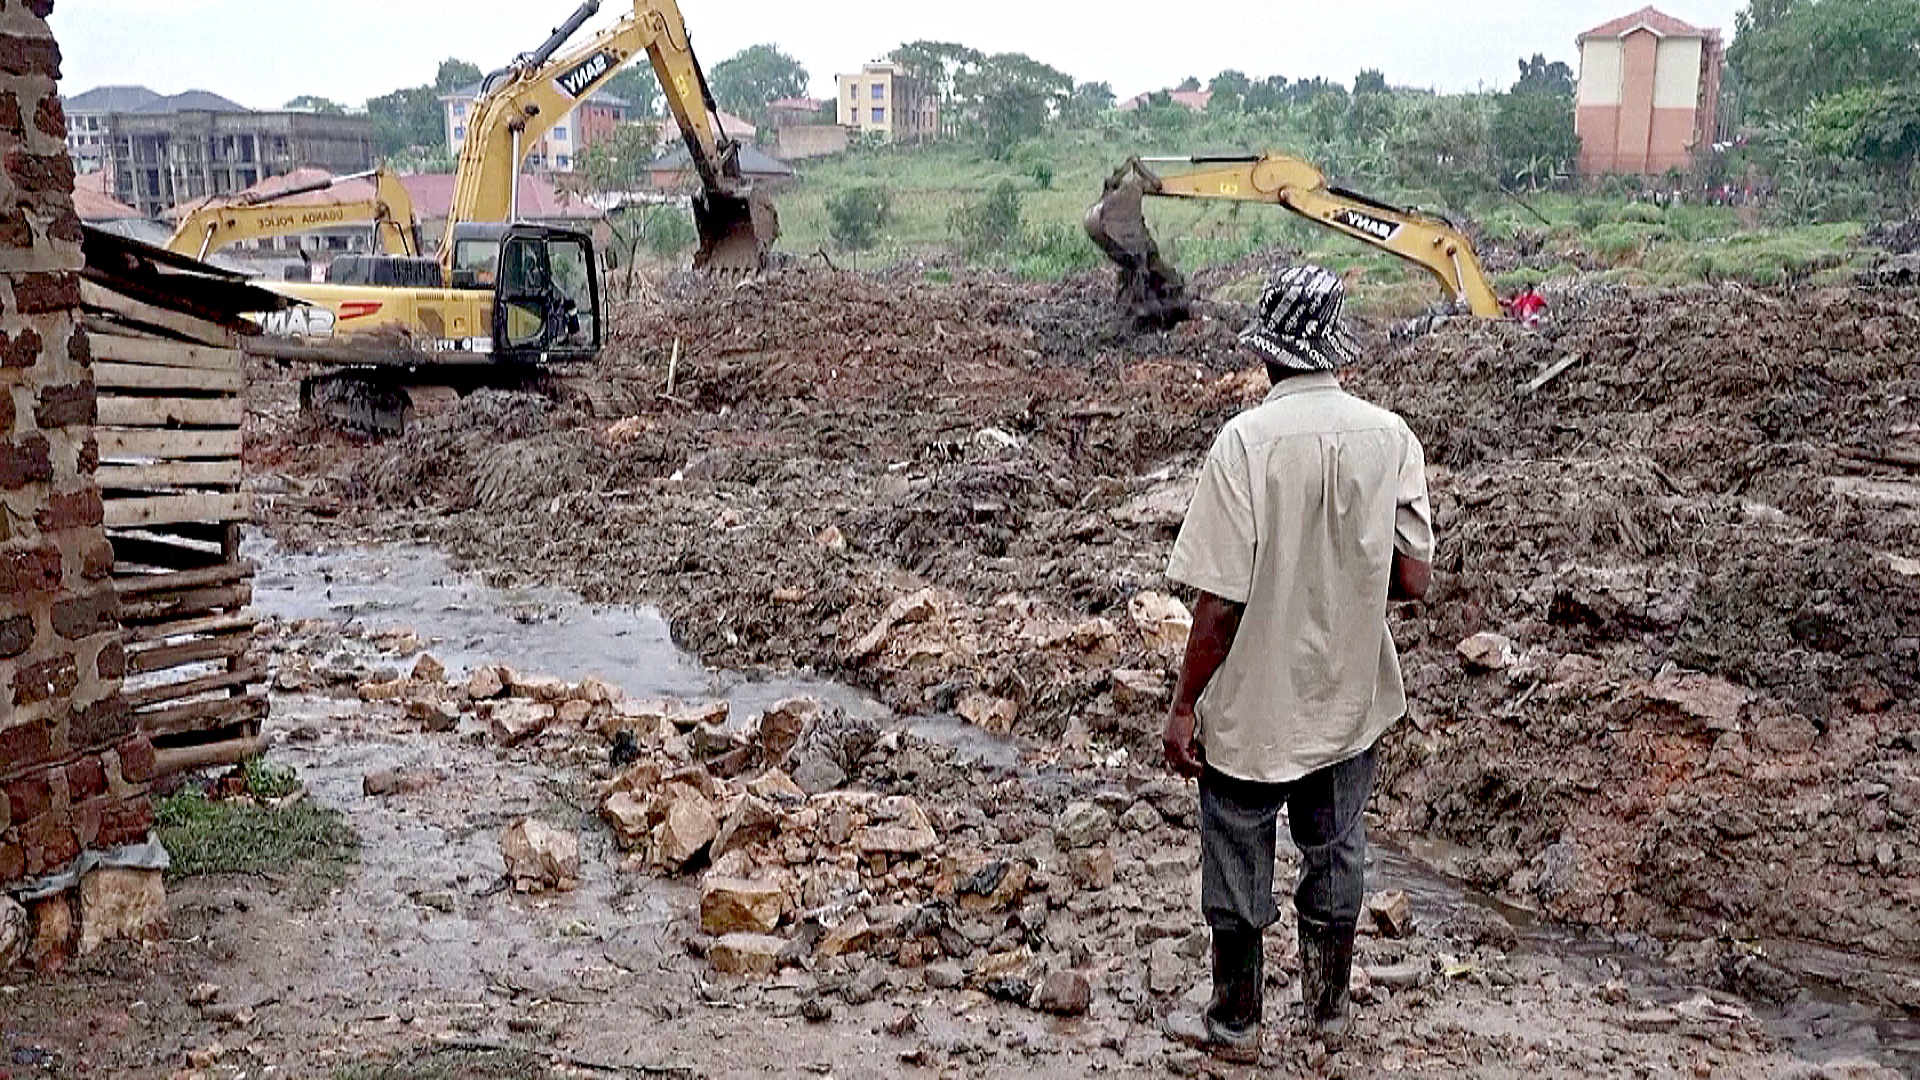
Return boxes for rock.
[508,672,572,703]
[1642,669,1754,732]
[817,525,847,553]
[957,693,1019,735]
[556,699,594,726]
[847,588,941,660]
[600,791,652,849]
[675,700,732,730]
[1366,961,1428,991]
[362,768,434,797]
[709,933,787,976]
[1753,712,1820,755]
[186,981,222,1006]
[357,677,410,702]
[1111,668,1170,709]
[653,790,719,869]
[501,820,580,892]
[957,860,1032,912]
[0,895,27,970]
[700,877,787,936]
[858,797,938,855]
[404,697,460,732]
[1128,592,1192,657]
[1034,970,1093,1016]
[576,676,623,705]
[712,795,781,859]
[925,960,966,989]
[1147,938,1184,995]
[816,913,872,958]
[1366,890,1413,938]
[1456,632,1515,672]
[1068,847,1115,891]
[747,768,807,802]
[1054,801,1113,850]
[792,754,848,795]
[78,868,166,954]
[410,653,445,683]
[800,996,833,1023]
[488,700,554,746]
[1120,801,1162,832]
[755,698,817,765]
[28,895,72,972]
[465,665,507,700]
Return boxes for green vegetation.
[156,767,357,893]
[825,185,892,257]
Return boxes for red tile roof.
[397,173,600,220]
[1578,6,1718,42]
[74,183,142,221]
[1117,89,1213,113]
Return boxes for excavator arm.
[1086,154,1504,323]
[165,168,422,262]
[448,0,775,269]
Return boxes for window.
[872,108,885,124]
[553,125,568,141]
[454,102,467,117]
[454,124,465,141]
[847,84,856,101]
[872,83,885,100]
[555,154,570,169]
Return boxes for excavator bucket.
[692,188,780,273]
[1084,169,1192,329]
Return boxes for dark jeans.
[1199,746,1377,936]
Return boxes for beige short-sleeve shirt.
[1166,372,1433,784]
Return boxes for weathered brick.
[1,433,51,488]
[0,34,60,79]
[96,796,153,848]
[71,795,98,848]
[0,207,31,248]
[0,838,23,884]
[31,92,62,139]
[66,327,87,366]
[69,695,131,749]
[0,611,33,658]
[33,380,92,428]
[20,813,79,877]
[78,535,112,579]
[94,637,123,679]
[0,545,62,593]
[1,326,42,368]
[63,756,104,802]
[9,272,79,315]
[11,651,76,706]
[115,735,155,785]
[50,590,114,640]
[6,771,53,823]
[45,207,79,244]
[35,487,100,530]
[3,150,72,196]
[0,716,53,773]
[0,91,20,139]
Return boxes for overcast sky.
[51,0,1746,109]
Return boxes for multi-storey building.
[834,62,937,143]
[441,82,628,173]
[1575,6,1726,176]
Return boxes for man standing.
[1161,265,1433,1062]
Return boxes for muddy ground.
[7,263,1915,1076]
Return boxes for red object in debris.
[1510,289,1548,327]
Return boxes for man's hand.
[1163,705,1205,778]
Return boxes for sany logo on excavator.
[555,51,616,99]
[1333,208,1401,243]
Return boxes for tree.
[435,58,482,93]
[1348,68,1394,142]
[1728,0,1920,120]
[952,52,1071,158]
[1241,75,1290,113]
[889,40,985,135]
[826,185,891,259]
[576,120,661,194]
[1175,76,1201,93]
[949,180,1022,257]
[284,95,346,114]
[1353,69,1389,97]
[1511,54,1573,98]
[604,66,661,117]
[710,44,807,123]
[367,84,444,158]
[1493,55,1578,189]
[1063,81,1115,123]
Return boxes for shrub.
[949,180,1023,258]
[826,185,892,254]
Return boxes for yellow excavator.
[164,167,423,261]
[246,0,776,431]
[1085,155,1504,328]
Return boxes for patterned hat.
[1238,264,1359,372]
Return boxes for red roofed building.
[1575,6,1725,175]
[73,170,142,221]
[1117,89,1213,113]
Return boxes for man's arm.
[1390,550,1431,602]
[1163,590,1245,778]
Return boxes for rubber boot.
[1298,914,1356,1040]
[1164,928,1263,1063]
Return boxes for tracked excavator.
[247,0,776,432]
[164,167,424,262]
[1084,155,1505,329]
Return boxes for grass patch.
[157,784,357,892]
[332,1046,554,1079]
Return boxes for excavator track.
[299,371,416,437]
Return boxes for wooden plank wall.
[89,303,264,770]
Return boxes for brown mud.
[243,268,1920,1031]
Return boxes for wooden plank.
[89,333,240,371]
[97,460,243,490]
[115,560,255,598]
[137,692,268,739]
[102,493,251,529]
[152,730,268,776]
[97,428,242,462]
[124,664,263,710]
[79,280,237,349]
[109,531,225,572]
[120,583,252,625]
[95,362,244,394]
[125,611,256,645]
[125,631,252,675]
[97,396,244,429]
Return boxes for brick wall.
[0,0,154,892]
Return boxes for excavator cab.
[490,224,602,362]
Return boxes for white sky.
[51,0,1745,109]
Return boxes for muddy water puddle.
[248,536,1918,1074]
